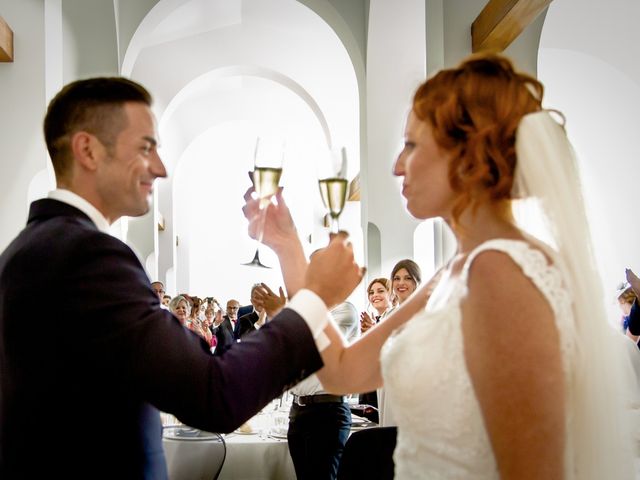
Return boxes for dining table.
[161,398,375,480]
[219,429,294,479]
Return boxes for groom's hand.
[304,232,365,309]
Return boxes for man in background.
[211,299,239,354]
[162,294,171,308]
[151,281,168,309]
[235,283,275,338]
[287,301,360,480]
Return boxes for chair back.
[337,426,396,480]
[162,427,226,480]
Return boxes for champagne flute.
[318,146,349,234]
[243,136,284,268]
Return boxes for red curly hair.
[412,53,544,227]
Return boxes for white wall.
[539,0,640,326]
[0,0,47,251]
[364,0,425,280]
[61,0,118,81]
[122,0,362,293]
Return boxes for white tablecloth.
[162,407,295,480]
[163,434,227,480]
[219,431,295,480]
[162,400,373,480]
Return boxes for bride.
[243,53,637,478]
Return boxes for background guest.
[168,295,191,327]
[377,258,422,428]
[625,269,640,347]
[357,277,394,420]
[151,281,167,309]
[287,301,360,480]
[162,294,171,308]
[617,281,638,341]
[212,299,240,355]
[360,277,393,334]
[389,259,422,306]
[252,282,288,319]
[235,284,268,339]
[170,295,212,344]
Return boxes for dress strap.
[460,239,571,318]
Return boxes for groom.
[0,77,364,479]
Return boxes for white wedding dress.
[380,239,577,479]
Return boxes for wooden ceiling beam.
[348,173,360,202]
[471,0,552,53]
[0,15,14,62]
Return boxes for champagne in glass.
[253,167,283,211]
[243,136,284,268]
[317,146,348,234]
[318,177,348,233]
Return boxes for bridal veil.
[514,111,639,479]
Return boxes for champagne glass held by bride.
[243,136,284,268]
[317,146,348,234]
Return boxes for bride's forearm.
[316,323,384,394]
[317,294,429,393]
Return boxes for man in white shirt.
[287,301,360,480]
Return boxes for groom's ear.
[71,131,105,172]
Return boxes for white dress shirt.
[290,302,359,395]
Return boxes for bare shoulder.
[461,247,561,364]
[463,244,555,310]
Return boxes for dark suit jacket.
[237,304,253,319]
[219,316,235,337]
[212,316,235,355]
[0,199,323,479]
[236,311,259,339]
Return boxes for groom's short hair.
[43,77,152,181]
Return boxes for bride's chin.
[407,208,433,221]
[405,201,436,221]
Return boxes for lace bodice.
[380,239,576,479]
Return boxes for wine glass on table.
[243,136,284,268]
[318,146,349,234]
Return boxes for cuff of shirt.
[288,289,331,352]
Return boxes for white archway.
[118,0,362,297]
